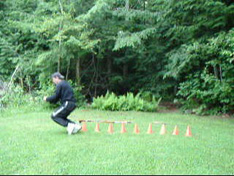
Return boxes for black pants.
[51,101,77,127]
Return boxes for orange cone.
[160,124,166,135]
[185,126,192,137]
[134,124,140,134]
[172,125,179,135]
[81,122,88,132]
[147,123,154,134]
[108,123,114,134]
[95,123,100,133]
[121,123,127,133]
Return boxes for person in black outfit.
[44,72,82,135]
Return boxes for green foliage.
[170,30,234,115]
[0,80,86,110]
[0,0,234,115]
[67,80,86,107]
[113,28,156,50]
[92,91,161,112]
[0,85,39,109]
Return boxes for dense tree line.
[0,0,233,114]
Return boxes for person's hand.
[43,96,47,102]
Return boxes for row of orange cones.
[81,123,192,137]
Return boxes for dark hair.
[51,72,65,80]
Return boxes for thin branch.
[59,0,64,14]
[66,59,71,80]
[219,64,223,82]
[7,65,20,91]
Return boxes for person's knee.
[51,113,68,127]
[51,114,62,124]
[51,114,56,120]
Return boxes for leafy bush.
[92,91,161,112]
[0,80,87,111]
[67,81,86,107]
[168,29,234,115]
[0,85,40,110]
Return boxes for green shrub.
[67,81,86,107]
[0,85,40,110]
[0,80,86,111]
[92,91,161,112]
[169,30,234,115]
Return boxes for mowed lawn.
[0,109,233,175]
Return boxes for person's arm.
[46,84,62,104]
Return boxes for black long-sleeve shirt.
[46,81,76,104]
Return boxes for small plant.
[0,84,38,109]
[0,80,87,111]
[92,91,161,112]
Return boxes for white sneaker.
[72,123,82,134]
[67,123,76,135]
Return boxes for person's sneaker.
[67,123,76,135]
[72,123,82,134]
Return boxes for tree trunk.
[76,58,81,84]
[107,57,112,74]
[213,65,218,79]
[20,78,24,90]
[66,59,71,80]
[143,0,146,24]
[219,64,223,82]
[125,0,129,9]
[123,63,128,78]
[57,0,64,72]
[124,0,129,79]
[94,56,98,97]
[58,37,61,72]
[125,0,129,21]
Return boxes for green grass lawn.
[0,109,233,175]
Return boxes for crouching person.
[44,72,82,135]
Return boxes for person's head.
[51,72,64,84]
